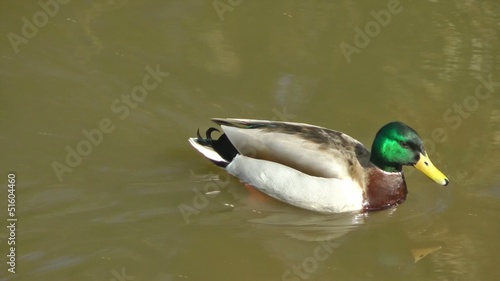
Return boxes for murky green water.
[1,0,500,280]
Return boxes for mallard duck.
[188,119,449,213]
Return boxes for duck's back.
[214,119,372,185]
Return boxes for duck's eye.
[400,141,410,148]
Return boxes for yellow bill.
[414,153,449,186]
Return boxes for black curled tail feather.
[196,127,239,165]
[196,127,220,145]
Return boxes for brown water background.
[1,1,500,280]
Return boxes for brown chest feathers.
[363,168,408,211]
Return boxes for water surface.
[1,1,499,280]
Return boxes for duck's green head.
[370,121,449,186]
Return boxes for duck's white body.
[225,154,364,213]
